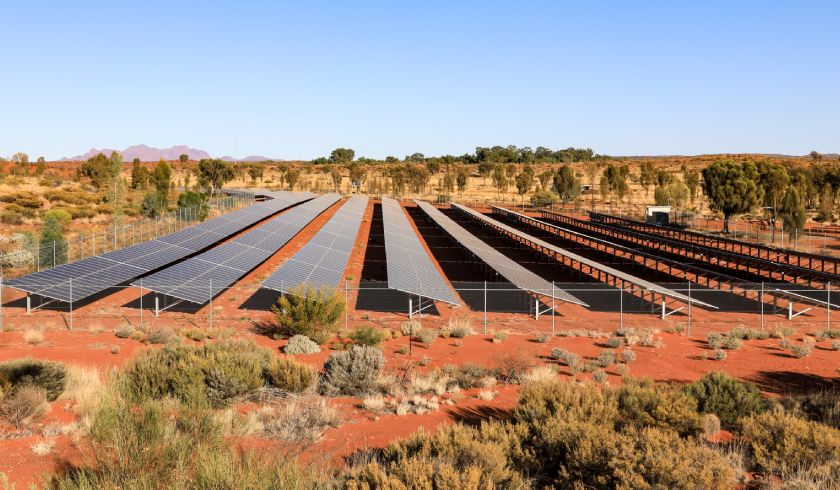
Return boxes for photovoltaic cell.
[415,201,585,305]
[262,195,368,294]
[133,193,342,304]
[4,192,314,303]
[381,197,459,305]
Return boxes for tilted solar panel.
[5,192,313,303]
[415,201,585,305]
[381,197,459,305]
[133,193,342,304]
[262,195,368,294]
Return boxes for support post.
[551,281,556,337]
[27,295,31,314]
[661,297,666,320]
[344,280,349,331]
[209,279,213,327]
[155,296,159,317]
[619,282,624,333]
[687,281,691,337]
[535,298,539,320]
[760,282,764,333]
[139,278,143,328]
[483,281,487,334]
[69,278,73,331]
[408,297,413,320]
[828,282,831,331]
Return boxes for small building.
[646,205,671,226]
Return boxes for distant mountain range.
[61,144,274,162]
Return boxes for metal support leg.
[155,296,159,317]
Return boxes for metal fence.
[1,281,835,341]
[0,194,251,279]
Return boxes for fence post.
[619,283,623,333]
[828,281,831,331]
[69,278,73,331]
[760,282,764,333]
[687,281,692,337]
[53,240,56,267]
[483,281,487,334]
[139,278,143,328]
[209,279,213,328]
[551,281,555,337]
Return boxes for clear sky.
[1,1,838,160]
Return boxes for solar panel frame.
[262,195,368,294]
[415,201,585,305]
[5,192,314,303]
[380,197,460,305]
[133,193,342,304]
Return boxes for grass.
[23,328,44,345]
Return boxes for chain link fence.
[1,280,836,340]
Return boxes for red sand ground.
[1,199,840,486]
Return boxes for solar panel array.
[416,201,585,305]
[460,203,708,307]
[381,197,460,305]
[6,192,314,303]
[262,196,368,294]
[134,193,342,304]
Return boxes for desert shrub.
[493,351,535,384]
[0,358,67,401]
[446,315,473,338]
[781,390,840,429]
[622,327,661,347]
[0,386,50,428]
[721,336,742,350]
[492,331,507,343]
[684,372,766,427]
[702,413,721,437]
[272,285,345,344]
[620,348,636,363]
[707,333,724,349]
[181,327,207,341]
[319,346,385,396]
[534,332,550,343]
[48,394,323,488]
[283,335,321,355]
[816,328,840,339]
[832,340,840,351]
[348,325,385,347]
[742,410,840,478]
[418,329,437,347]
[714,349,727,360]
[728,325,748,339]
[264,357,316,394]
[113,324,135,338]
[259,395,339,445]
[605,335,624,348]
[400,320,422,337]
[790,342,814,358]
[0,210,23,225]
[23,328,44,344]
[598,349,616,367]
[43,208,72,226]
[120,340,270,408]
[614,378,703,437]
[145,328,177,345]
[592,369,607,383]
[773,325,795,338]
[442,363,491,389]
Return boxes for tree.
[600,164,629,204]
[757,162,790,242]
[329,148,355,164]
[11,152,29,176]
[179,154,189,164]
[779,187,806,243]
[140,192,162,218]
[79,153,111,188]
[177,191,209,221]
[702,160,762,234]
[285,169,301,191]
[385,156,399,164]
[330,166,342,192]
[491,165,508,196]
[247,165,264,183]
[639,161,656,197]
[553,165,581,203]
[515,173,531,203]
[130,161,150,189]
[152,160,172,208]
[35,157,47,176]
[39,213,67,268]
[655,169,672,188]
[537,170,553,190]
[348,163,367,192]
[684,169,700,204]
[810,151,823,161]
[455,165,469,195]
[198,159,234,196]
[655,181,690,208]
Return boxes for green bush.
[283,335,321,355]
[0,358,67,401]
[319,346,385,396]
[265,357,316,393]
[782,390,840,429]
[43,208,72,227]
[348,326,385,347]
[119,340,270,408]
[742,410,840,477]
[683,372,766,427]
[49,394,323,488]
[614,378,703,437]
[272,285,345,344]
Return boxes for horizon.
[2,1,839,160]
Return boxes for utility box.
[646,205,671,226]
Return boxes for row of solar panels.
[5,192,314,303]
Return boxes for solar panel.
[462,204,710,307]
[262,195,368,294]
[5,192,314,303]
[415,201,585,305]
[134,193,342,304]
[381,197,459,305]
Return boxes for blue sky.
[1,1,838,160]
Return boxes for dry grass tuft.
[23,328,45,345]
